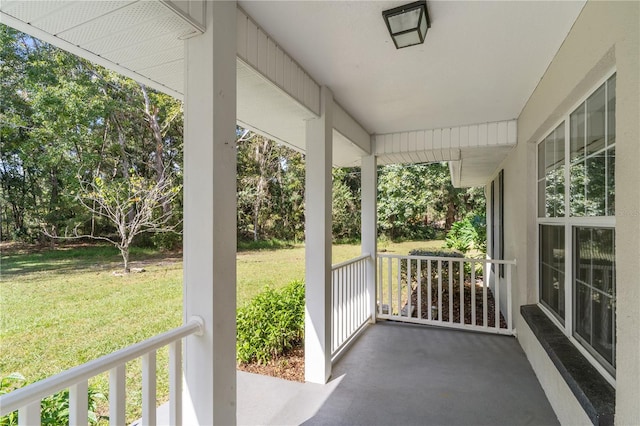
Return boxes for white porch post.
[361,153,377,324]
[183,1,237,425]
[305,86,333,384]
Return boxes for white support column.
[361,153,377,324]
[183,1,237,425]
[305,86,333,384]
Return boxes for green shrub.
[445,215,486,254]
[236,280,305,364]
[402,248,464,283]
[0,373,105,426]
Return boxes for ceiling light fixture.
[382,0,430,49]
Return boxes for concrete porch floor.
[238,321,559,426]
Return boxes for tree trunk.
[445,199,457,230]
[140,84,169,214]
[121,246,130,273]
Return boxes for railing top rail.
[0,319,202,416]
[332,253,371,271]
[376,253,517,265]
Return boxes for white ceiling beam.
[333,102,371,155]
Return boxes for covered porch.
[2,1,639,425]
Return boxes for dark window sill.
[521,305,615,426]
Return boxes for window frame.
[535,69,617,386]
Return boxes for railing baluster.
[407,258,412,317]
[417,259,422,319]
[437,260,442,322]
[471,261,476,326]
[331,270,339,353]
[142,350,157,426]
[348,265,352,337]
[169,340,182,426]
[387,257,392,316]
[19,401,40,426]
[448,261,453,323]
[459,260,464,325]
[70,380,89,426]
[109,364,126,426]
[343,267,348,342]
[483,262,488,328]
[495,264,501,330]
[351,263,356,330]
[507,264,513,332]
[397,258,402,317]
[427,260,432,321]
[378,256,383,316]
[358,261,363,324]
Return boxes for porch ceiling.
[1,0,586,176]
[238,0,586,134]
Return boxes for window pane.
[574,227,616,368]
[575,281,592,342]
[607,75,616,148]
[555,123,565,217]
[538,141,545,180]
[570,103,585,162]
[540,225,565,319]
[607,75,616,215]
[570,161,586,216]
[586,153,606,216]
[607,147,615,216]
[542,123,565,217]
[586,84,606,156]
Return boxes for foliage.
[0,373,105,425]
[402,248,464,282]
[1,27,488,248]
[377,163,485,240]
[445,215,487,254]
[236,280,305,364]
[236,131,306,242]
[408,248,465,258]
[332,168,361,241]
[1,27,183,248]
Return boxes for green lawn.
[0,239,443,423]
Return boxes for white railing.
[0,318,203,426]
[377,254,515,335]
[331,254,371,358]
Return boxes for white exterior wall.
[500,1,639,423]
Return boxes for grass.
[0,238,444,423]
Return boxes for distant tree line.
[1,27,484,247]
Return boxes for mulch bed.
[409,277,507,328]
[237,345,305,382]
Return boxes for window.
[537,73,616,376]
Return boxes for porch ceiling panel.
[374,120,516,184]
[238,60,369,168]
[0,0,204,98]
[449,146,515,188]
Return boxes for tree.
[1,27,184,248]
[45,173,181,273]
